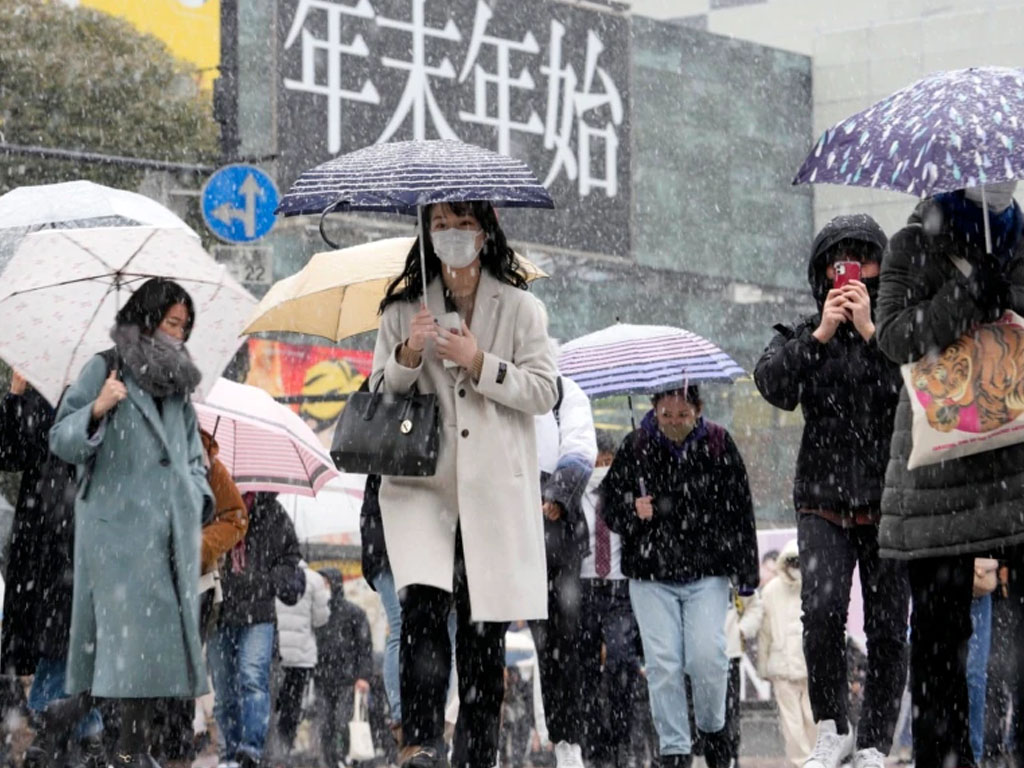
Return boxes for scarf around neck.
[110,324,202,398]
[640,409,708,461]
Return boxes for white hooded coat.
[755,539,807,681]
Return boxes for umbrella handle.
[626,393,649,498]
[318,199,346,249]
[418,205,429,305]
[982,185,994,255]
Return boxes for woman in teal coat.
[49,278,213,768]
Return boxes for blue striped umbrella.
[276,139,555,217]
[558,323,746,399]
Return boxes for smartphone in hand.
[436,311,462,334]
[833,261,861,290]
[436,311,462,368]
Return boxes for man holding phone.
[754,215,909,768]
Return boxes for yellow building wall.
[78,0,220,88]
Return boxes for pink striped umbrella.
[194,378,338,497]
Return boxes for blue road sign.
[201,165,279,243]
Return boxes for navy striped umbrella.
[276,139,555,217]
[558,323,746,399]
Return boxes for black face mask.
[863,275,881,306]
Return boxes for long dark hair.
[378,201,528,313]
[116,278,196,340]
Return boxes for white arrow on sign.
[211,174,263,238]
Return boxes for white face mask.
[965,181,1018,213]
[589,465,610,489]
[432,228,482,268]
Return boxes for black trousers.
[798,514,909,751]
[577,578,639,764]
[528,533,583,745]
[151,697,195,761]
[400,532,507,768]
[276,667,312,752]
[907,555,975,768]
[318,680,354,767]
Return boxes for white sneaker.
[554,741,585,768]
[852,748,886,768]
[802,720,854,768]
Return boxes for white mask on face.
[964,181,1018,213]
[588,465,610,489]
[432,228,482,268]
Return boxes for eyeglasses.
[783,557,800,568]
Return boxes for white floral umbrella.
[0,180,198,274]
[0,180,197,234]
[0,226,255,405]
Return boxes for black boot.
[110,753,162,768]
[699,727,733,768]
[657,755,692,768]
[73,733,106,768]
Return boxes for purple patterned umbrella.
[793,67,1024,197]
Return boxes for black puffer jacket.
[218,493,303,627]
[0,389,77,673]
[599,419,759,591]
[754,214,902,514]
[315,569,373,687]
[876,195,1024,558]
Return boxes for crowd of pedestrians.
[2,182,1024,768]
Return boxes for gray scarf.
[110,324,202,398]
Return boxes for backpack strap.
[98,347,120,378]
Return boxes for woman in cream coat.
[372,200,558,768]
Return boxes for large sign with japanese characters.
[277,0,631,258]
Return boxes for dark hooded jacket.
[598,415,759,591]
[218,492,304,627]
[754,214,902,516]
[0,389,77,673]
[314,568,373,688]
[876,194,1024,558]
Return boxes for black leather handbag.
[331,379,440,476]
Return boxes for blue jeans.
[27,657,103,739]
[968,595,993,763]
[629,577,730,756]
[208,622,275,761]
[373,570,404,723]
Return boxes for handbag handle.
[352,687,368,721]
[360,377,422,426]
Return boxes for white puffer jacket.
[275,566,331,668]
[755,539,807,681]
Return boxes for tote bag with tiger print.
[902,309,1024,469]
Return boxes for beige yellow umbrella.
[243,236,548,342]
